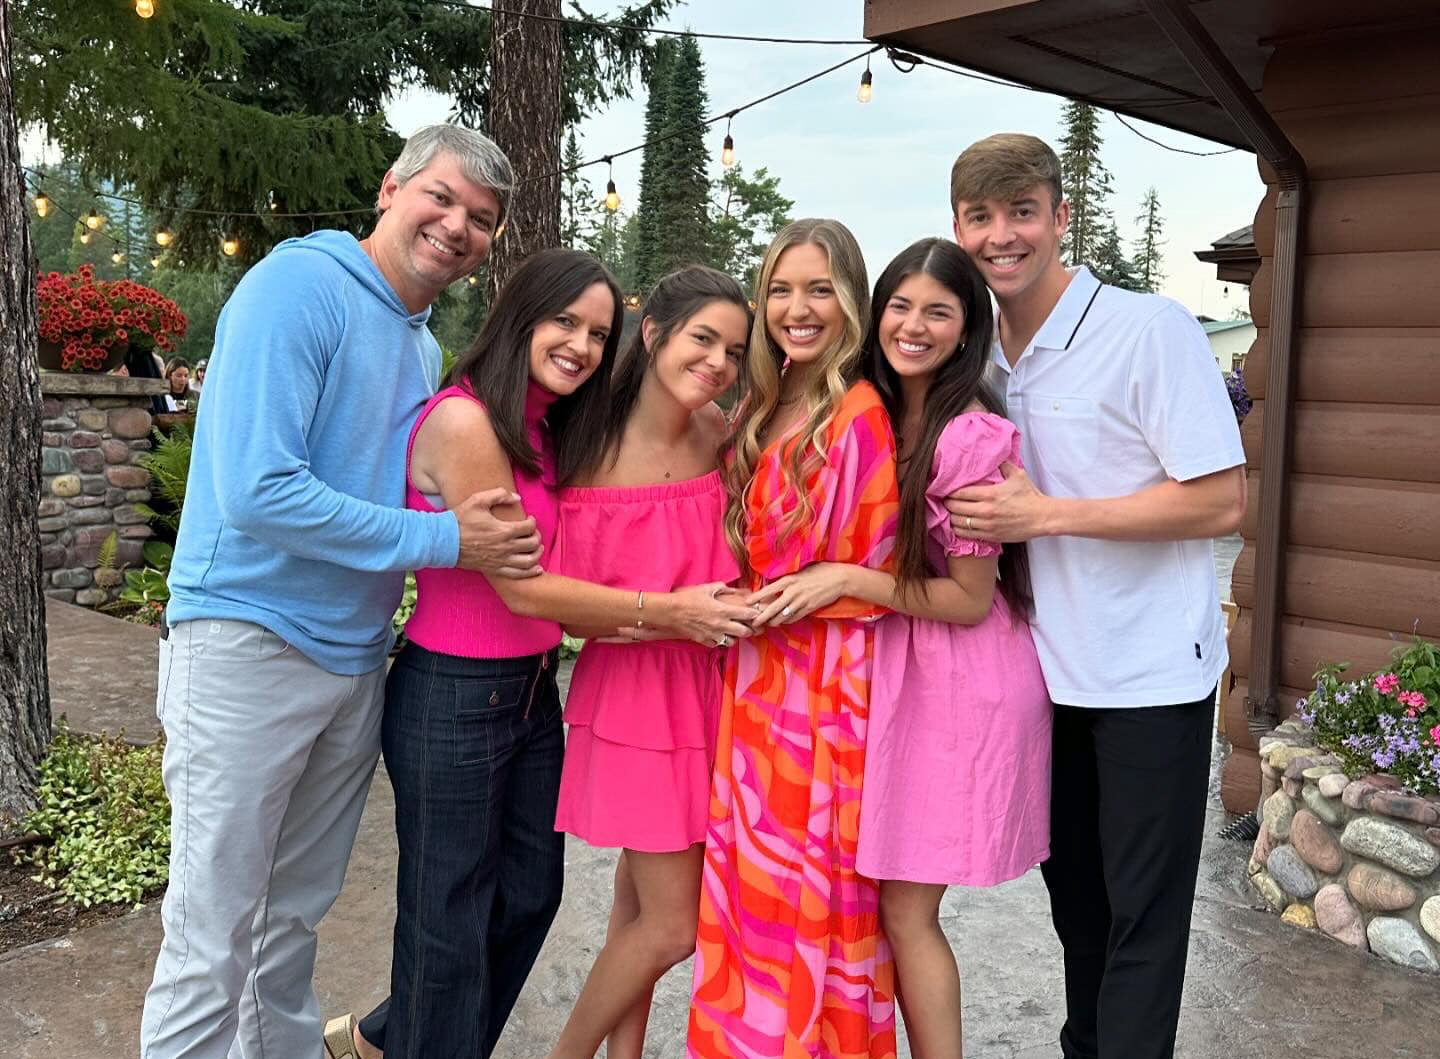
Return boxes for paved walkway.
[6,559,1437,1057]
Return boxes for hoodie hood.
[269,230,432,329]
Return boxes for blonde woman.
[687,220,901,1059]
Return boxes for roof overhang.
[862,0,1437,149]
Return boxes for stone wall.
[1249,719,1440,974]
[39,373,166,606]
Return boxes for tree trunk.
[486,0,564,301]
[0,0,51,822]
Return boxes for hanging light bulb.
[150,255,162,268]
[467,275,479,287]
[858,57,874,103]
[720,115,737,168]
[79,230,92,245]
[85,209,104,230]
[602,156,620,212]
[135,0,155,18]
[112,250,125,265]
[154,226,173,247]
[221,234,240,257]
[33,190,50,218]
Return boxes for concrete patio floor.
[5,570,1436,1058]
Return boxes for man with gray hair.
[140,125,540,1059]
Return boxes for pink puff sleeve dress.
[552,471,737,853]
[857,412,1053,886]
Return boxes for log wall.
[1222,24,1440,812]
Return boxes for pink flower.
[1398,690,1426,709]
[1374,672,1400,694]
[1432,725,1440,747]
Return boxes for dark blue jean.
[357,642,565,1059]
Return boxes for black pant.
[1039,692,1214,1059]
[357,642,566,1059]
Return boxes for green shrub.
[15,725,170,907]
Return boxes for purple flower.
[1373,749,1397,769]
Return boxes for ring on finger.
[781,605,792,616]
[966,516,974,530]
[716,634,733,647]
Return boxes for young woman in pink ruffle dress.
[545,267,753,1059]
[750,238,1051,1058]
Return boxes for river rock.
[1249,870,1287,912]
[1264,791,1295,841]
[1422,896,1440,945]
[1266,744,1316,771]
[1283,757,1316,780]
[1283,777,1303,798]
[1251,824,1275,867]
[1346,862,1418,912]
[1369,792,1440,827]
[1302,784,1344,827]
[1341,817,1440,877]
[1302,765,1340,780]
[1366,917,1440,973]
[1281,902,1317,929]
[1342,781,1377,810]
[1314,884,1367,948]
[1290,809,1343,874]
[1266,845,1319,898]
[1362,774,1403,790]
[1318,772,1351,798]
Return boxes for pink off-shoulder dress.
[552,471,737,853]
[857,412,1052,886]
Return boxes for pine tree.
[1092,217,1141,291]
[560,129,595,250]
[14,0,679,269]
[649,34,712,285]
[1058,100,1113,268]
[1132,187,1166,293]
[633,37,677,289]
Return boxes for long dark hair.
[862,238,1033,621]
[446,248,623,485]
[570,265,751,483]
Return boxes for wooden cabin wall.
[1221,29,1440,811]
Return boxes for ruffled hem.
[555,726,712,852]
[564,641,723,751]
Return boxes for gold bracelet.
[636,589,645,628]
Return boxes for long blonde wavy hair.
[723,218,871,576]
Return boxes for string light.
[467,275,479,286]
[603,157,620,212]
[150,256,162,268]
[720,115,736,168]
[33,190,50,217]
[221,234,240,257]
[79,230,92,245]
[135,0,155,18]
[154,226,173,247]
[857,55,873,103]
[85,209,103,230]
[112,250,125,264]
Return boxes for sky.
[386,0,1265,317]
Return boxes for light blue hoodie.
[166,231,460,674]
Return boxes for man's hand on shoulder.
[453,488,543,578]
[945,462,1056,543]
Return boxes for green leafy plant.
[392,571,418,637]
[133,423,191,534]
[118,540,174,614]
[15,724,170,907]
[1300,637,1440,795]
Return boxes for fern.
[133,424,192,533]
[95,530,119,571]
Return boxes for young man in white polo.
[944,133,1246,1059]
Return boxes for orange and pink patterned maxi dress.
[688,383,900,1059]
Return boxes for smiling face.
[878,271,967,386]
[952,183,1069,305]
[527,280,617,396]
[764,242,844,365]
[368,151,502,311]
[646,299,748,409]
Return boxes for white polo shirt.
[992,267,1245,708]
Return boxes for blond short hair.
[950,133,1063,216]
